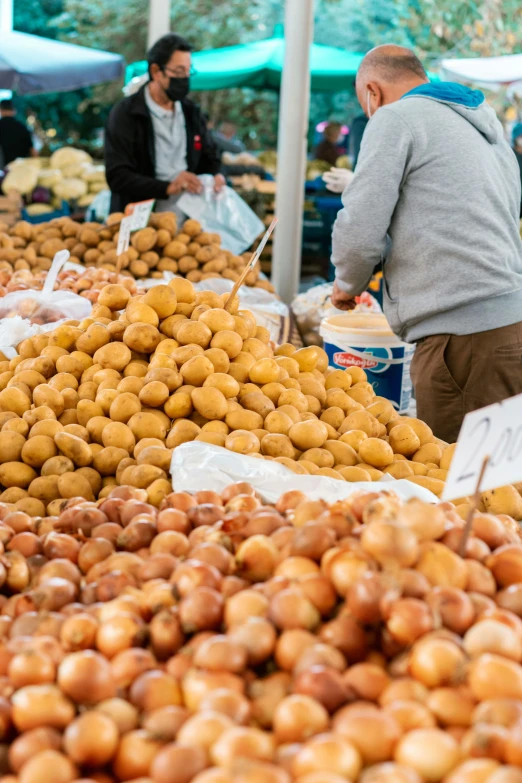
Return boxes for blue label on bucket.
[324,341,415,413]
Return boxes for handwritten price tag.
[442,392,522,501]
[116,215,133,257]
[125,199,156,231]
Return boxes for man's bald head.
[356,45,428,117]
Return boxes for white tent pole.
[147,0,171,50]
[0,0,13,32]
[271,0,314,304]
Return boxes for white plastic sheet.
[178,174,265,256]
[170,442,439,504]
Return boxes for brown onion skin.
[151,743,207,783]
[141,705,190,741]
[8,727,62,773]
[293,665,350,712]
[58,650,116,704]
[319,615,368,662]
[110,648,157,690]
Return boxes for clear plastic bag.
[0,250,92,330]
[170,441,439,504]
[292,283,382,344]
[178,174,265,255]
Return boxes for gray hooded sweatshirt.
[331,83,522,343]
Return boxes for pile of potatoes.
[0,277,520,520]
[0,212,274,291]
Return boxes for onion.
[224,590,269,628]
[130,670,182,712]
[249,672,291,729]
[58,650,116,704]
[343,663,390,702]
[426,686,475,726]
[8,727,62,773]
[426,586,475,634]
[409,637,467,687]
[348,573,388,625]
[227,618,276,666]
[269,588,320,631]
[319,615,368,663]
[274,630,316,671]
[112,730,164,781]
[157,508,190,535]
[298,574,337,616]
[333,703,401,764]
[18,749,77,783]
[198,689,251,725]
[193,635,247,673]
[497,585,522,617]
[359,763,423,783]
[487,545,522,587]
[444,759,500,783]
[96,697,139,734]
[63,712,119,766]
[383,699,436,731]
[8,532,42,558]
[464,619,522,661]
[8,650,55,688]
[272,694,329,743]
[472,699,522,728]
[326,551,373,597]
[473,514,516,548]
[294,643,347,675]
[42,533,80,563]
[161,491,197,512]
[110,648,156,689]
[179,587,224,634]
[293,666,349,713]
[276,490,308,514]
[397,500,446,541]
[191,769,232,783]
[416,542,468,589]
[361,521,419,568]
[386,598,434,646]
[394,728,460,782]
[461,722,508,761]
[182,670,245,712]
[141,705,190,741]
[291,732,362,779]
[487,767,522,783]
[11,684,75,731]
[210,726,275,766]
[290,523,337,561]
[177,710,234,752]
[150,744,207,783]
[468,654,522,700]
[60,613,99,652]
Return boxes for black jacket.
[105,85,221,212]
[0,116,33,167]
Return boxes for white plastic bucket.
[320,312,415,413]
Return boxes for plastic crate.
[21,201,70,224]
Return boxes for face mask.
[165,76,190,102]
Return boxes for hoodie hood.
[402,82,502,144]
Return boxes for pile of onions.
[0,482,520,783]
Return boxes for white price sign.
[442,392,522,501]
[126,199,156,231]
[116,215,133,257]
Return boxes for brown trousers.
[410,322,522,444]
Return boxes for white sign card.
[116,215,134,257]
[442,392,522,501]
[126,199,156,231]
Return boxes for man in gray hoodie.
[331,45,522,443]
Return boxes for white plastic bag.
[0,251,92,355]
[178,174,265,255]
[170,442,439,504]
[292,283,382,343]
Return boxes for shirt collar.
[145,86,180,119]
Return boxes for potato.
[0,431,26,463]
[225,409,264,432]
[339,410,380,438]
[384,461,415,479]
[0,462,37,488]
[181,356,215,387]
[54,432,93,467]
[131,227,157,253]
[226,430,261,455]
[299,448,334,468]
[264,411,294,436]
[93,342,131,372]
[98,285,132,311]
[440,443,456,472]
[57,472,94,501]
[93,447,130,476]
[143,285,178,319]
[127,412,167,441]
[27,475,61,503]
[0,387,31,416]
[339,466,372,482]
[408,475,445,498]
[21,435,58,469]
[358,437,394,468]
[211,331,243,359]
[249,359,279,385]
[40,455,75,477]
[324,440,358,467]
[259,434,294,458]
[288,420,328,451]
[412,443,442,466]
[389,424,421,457]
[100,421,135,454]
[125,299,159,327]
[164,240,188,260]
[191,387,228,420]
[482,485,522,520]
[176,321,212,349]
[240,393,275,419]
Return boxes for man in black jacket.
[105,33,224,213]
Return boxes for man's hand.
[167,172,203,196]
[214,174,226,193]
[332,280,358,311]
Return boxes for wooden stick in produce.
[459,455,490,557]
[224,217,278,311]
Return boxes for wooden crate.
[0,192,22,227]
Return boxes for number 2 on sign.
[443,393,522,501]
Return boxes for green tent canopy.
[126,26,368,93]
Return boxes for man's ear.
[150,63,161,82]
[367,80,384,108]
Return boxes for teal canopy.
[126,27,367,93]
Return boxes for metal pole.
[271,0,314,304]
[147,0,171,50]
[0,0,13,32]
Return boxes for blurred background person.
[315,121,343,165]
[349,113,369,169]
[0,99,36,168]
[213,121,245,156]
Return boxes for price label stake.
[443,392,522,503]
[125,199,156,230]
[224,217,278,312]
[115,215,134,277]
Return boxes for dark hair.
[147,34,193,78]
[0,99,14,111]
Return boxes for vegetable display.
[0,214,274,291]
[0,485,519,783]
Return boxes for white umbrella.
[0,31,124,95]
[441,53,522,90]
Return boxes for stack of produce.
[0,267,138,304]
[0,484,519,783]
[0,276,510,519]
[1,147,107,214]
[0,214,274,291]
